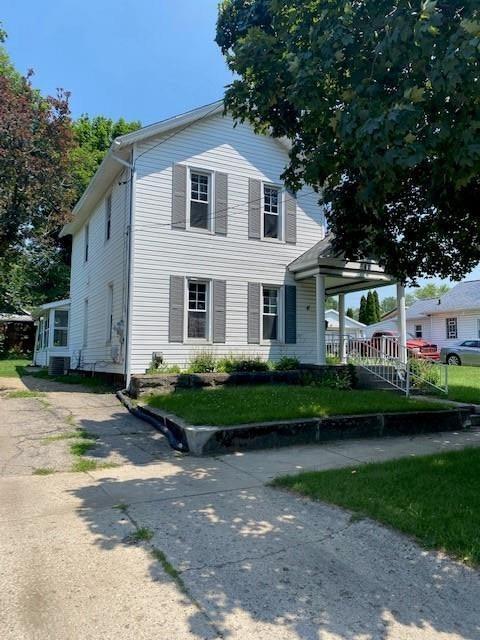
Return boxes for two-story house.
[34,101,401,382]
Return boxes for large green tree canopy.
[216,0,480,282]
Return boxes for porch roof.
[287,234,396,295]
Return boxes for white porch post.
[315,274,326,365]
[397,282,407,365]
[338,293,346,363]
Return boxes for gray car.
[440,340,480,366]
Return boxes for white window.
[83,299,89,347]
[189,172,210,230]
[43,315,50,349]
[53,309,69,347]
[446,317,457,339]
[37,318,45,350]
[414,324,423,338]
[187,280,209,340]
[106,284,114,342]
[263,185,281,239]
[84,223,89,262]
[262,286,280,341]
[105,194,112,241]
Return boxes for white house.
[325,309,366,338]
[33,299,71,371]
[366,280,480,348]
[34,102,406,382]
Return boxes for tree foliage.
[217,0,480,281]
[71,115,140,200]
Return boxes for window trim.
[53,308,69,348]
[184,278,211,343]
[261,183,283,242]
[84,223,89,262]
[261,284,283,344]
[446,317,458,340]
[187,167,214,233]
[105,193,112,242]
[106,283,114,344]
[414,324,423,339]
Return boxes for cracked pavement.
[1,376,480,639]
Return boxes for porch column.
[397,282,407,365]
[338,293,346,363]
[315,274,326,365]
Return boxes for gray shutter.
[215,172,228,235]
[169,276,184,342]
[284,285,297,344]
[172,164,187,229]
[285,190,297,244]
[247,282,261,344]
[212,280,227,343]
[248,178,261,239]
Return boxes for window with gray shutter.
[172,164,187,229]
[215,173,228,235]
[285,190,297,244]
[212,280,226,343]
[248,178,261,239]
[169,276,185,342]
[247,282,261,343]
[284,285,297,343]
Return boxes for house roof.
[0,313,33,323]
[325,309,366,329]
[61,100,291,238]
[406,298,440,319]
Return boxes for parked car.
[440,341,480,366]
[351,331,440,360]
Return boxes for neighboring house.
[325,309,366,339]
[0,307,35,354]
[366,280,480,348]
[34,101,400,381]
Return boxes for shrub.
[326,354,341,365]
[273,356,300,371]
[409,358,441,390]
[216,354,269,373]
[187,350,217,373]
[146,356,181,375]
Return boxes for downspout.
[111,146,136,390]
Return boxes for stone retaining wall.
[129,365,354,398]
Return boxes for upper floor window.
[446,317,457,339]
[53,309,69,347]
[84,223,89,262]
[414,324,423,338]
[105,194,112,241]
[187,280,209,340]
[262,286,279,340]
[190,172,210,230]
[263,185,281,239]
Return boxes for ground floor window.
[187,280,209,340]
[414,324,423,338]
[262,286,279,340]
[446,317,458,340]
[53,309,69,347]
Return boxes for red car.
[354,331,440,360]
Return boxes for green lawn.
[31,369,112,391]
[0,357,31,378]
[273,447,480,566]
[147,385,449,426]
[447,366,480,404]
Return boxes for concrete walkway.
[1,377,480,640]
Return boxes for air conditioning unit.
[48,356,71,376]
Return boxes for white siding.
[130,113,326,372]
[422,312,480,349]
[69,170,129,373]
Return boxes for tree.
[413,283,450,300]
[372,290,381,323]
[364,291,378,325]
[217,0,480,282]
[325,296,338,311]
[71,115,140,200]
[358,295,367,325]
[346,307,355,319]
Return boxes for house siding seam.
[129,113,326,372]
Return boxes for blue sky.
[2,0,479,307]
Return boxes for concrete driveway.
[1,376,480,640]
